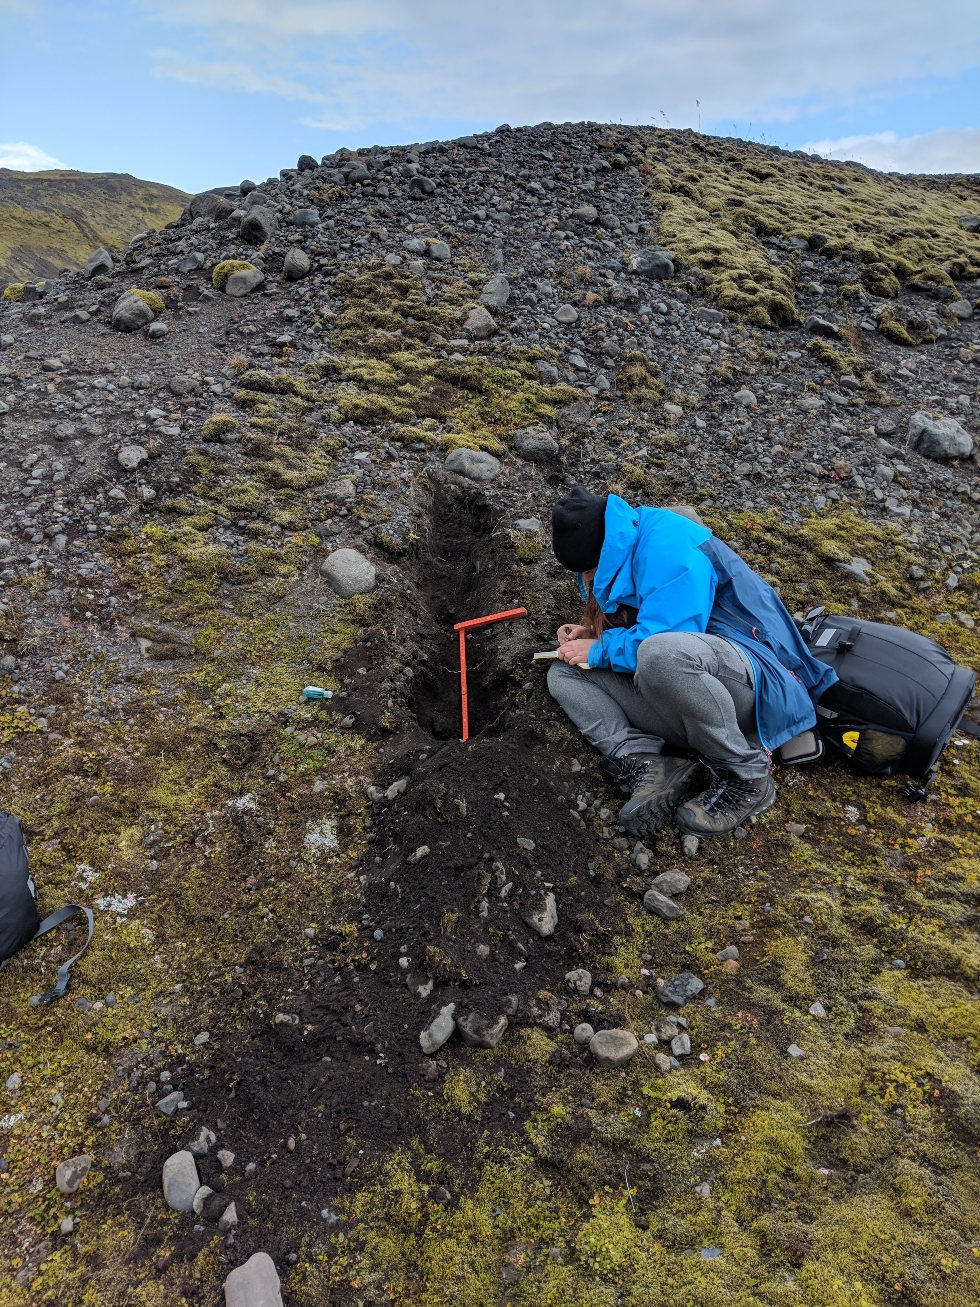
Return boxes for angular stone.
[117,444,148,471]
[557,401,591,430]
[523,891,557,937]
[957,215,980,233]
[949,300,973,321]
[282,248,311,281]
[804,314,839,337]
[463,305,496,339]
[320,548,376,597]
[193,1185,214,1215]
[456,1010,508,1049]
[513,424,559,463]
[653,1052,671,1073]
[651,870,690,897]
[223,1251,283,1307]
[240,206,277,245]
[217,1201,238,1232]
[225,268,265,297]
[444,447,500,482]
[55,1154,92,1195]
[178,251,206,273]
[170,375,201,397]
[162,1150,200,1212]
[111,293,154,332]
[716,945,739,962]
[670,1032,691,1056]
[187,1126,216,1157]
[420,1003,456,1055]
[291,208,320,228]
[788,1044,805,1059]
[628,249,674,279]
[908,410,973,460]
[643,888,684,920]
[652,1017,678,1041]
[217,1149,235,1169]
[809,1001,827,1018]
[696,307,724,322]
[182,192,234,224]
[427,240,451,262]
[657,972,704,1007]
[82,247,113,278]
[681,835,700,857]
[734,388,757,408]
[534,359,559,385]
[155,1090,183,1117]
[589,1029,639,1068]
[573,1022,594,1045]
[479,274,510,307]
[565,968,592,996]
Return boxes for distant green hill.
[0,169,190,286]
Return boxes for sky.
[0,0,977,194]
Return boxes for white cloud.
[803,127,980,174]
[141,0,980,133]
[0,141,66,171]
[152,49,328,101]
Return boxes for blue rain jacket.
[587,496,838,751]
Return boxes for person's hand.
[558,638,596,666]
[557,623,591,645]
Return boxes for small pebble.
[809,1001,827,1018]
[788,1044,806,1059]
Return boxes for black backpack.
[794,607,976,783]
[0,811,93,1004]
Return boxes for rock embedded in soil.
[479,274,510,307]
[908,410,973,459]
[319,548,376,597]
[671,1032,692,1057]
[643,887,684,920]
[444,447,501,482]
[55,1154,92,1195]
[225,267,266,297]
[456,1010,508,1049]
[162,1150,200,1212]
[217,1148,235,1169]
[573,1022,595,1045]
[565,967,592,996]
[192,1184,214,1215]
[217,1201,238,1232]
[651,870,690,896]
[628,249,674,279]
[681,835,700,857]
[463,305,496,339]
[788,1044,806,1059]
[523,891,557,937]
[716,945,739,961]
[223,1251,283,1307]
[155,1090,183,1117]
[652,1017,678,1041]
[282,248,311,280]
[117,444,148,471]
[589,1029,639,1068]
[657,972,704,1007]
[513,424,560,463]
[111,293,155,332]
[188,1126,216,1156]
[420,1003,456,1054]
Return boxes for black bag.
[0,811,93,1004]
[795,607,976,780]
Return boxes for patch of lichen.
[211,259,255,291]
[2,283,25,300]
[627,126,980,327]
[125,288,165,313]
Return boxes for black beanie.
[551,486,607,571]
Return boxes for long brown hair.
[582,593,612,639]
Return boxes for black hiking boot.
[674,767,776,837]
[617,754,699,837]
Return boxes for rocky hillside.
[0,169,189,287]
[0,123,979,1307]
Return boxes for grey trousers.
[547,631,769,779]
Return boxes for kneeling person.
[548,487,837,838]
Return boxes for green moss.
[211,259,256,291]
[805,338,865,373]
[126,287,165,313]
[2,282,25,300]
[617,350,665,409]
[200,414,238,440]
[514,534,542,564]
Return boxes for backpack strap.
[26,905,94,1005]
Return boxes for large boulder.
[444,447,500,482]
[111,292,154,332]
[240,206,278,245]
[81,247,113,279]
[463,306,496,339]
[909,410,973,460]
[628,249,674,279]
[297,154,318,172]
[223,1252,283,1307]
[282,248,311,281]
[320,548,376,597]
[513,425,559,464]
[225,268,266,297]
[181,192,234,225]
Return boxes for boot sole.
[618,763,699,837]
[674,778,777,838]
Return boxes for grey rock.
[403,237,427,254]
[427,240,451,262]
[217,1148,236,1169]
[420,1003,456,1055]
[666,504,705,527]
[573,1022,594,1044]
[643,888,684,920]
[240,206,278,245]
[652,1017,678,1041]
[320,548,376,597]
[291,208,320,228]
[949,300,973,321]
[187,1126,216,1157]
[217,1201,238,1232]
[554,304,578,324]
[534,359,559,385]
[513,424,559,463]
[225,268,265,297]
[82,247,114,279]
[651,870,690,896]
[500,995,520,1017]
[111,293,154,332]
[681,834,700,857]
[177,252,206,273]
[432,1185,452,1205]
[117,444,148,471]
[170,375,201,397]
[909,410,973,459]
[788,1044,806,1059]
[68,309,90,324]
[515,518,540,531]
[147,321,169,339]
[657,972,704,1008]
[282,248,311,281]
[162,1150,200,1212]
[628,250,674,279]
[408,175,437,196]
[479,274,510,307]
[223,1251,283,1307]
[193,1185,214,1215]
[445,447,500,482]
[572,204,598,223]
[523,891,557,937]
[956,215,980,233]
[55,1154,92,1195]
[875,416,897,436]
[670,1032,691,1057]
[589,1029,639,1068]
[0,655,15,674]
[696,307,724,322]
[463,305,496,338]
[565,968,592,996]
[716,945,739,961]
[734,388,757,408]
[182,192,234,224]
[557,401,591,430]
[809,1001,827,1018]
[155,1090,183,1117]
[456,1010,508,1049]
[60,1217,74,1235]
[297,155,318,172]
[599,212,621,231]
[804,315,839,337]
